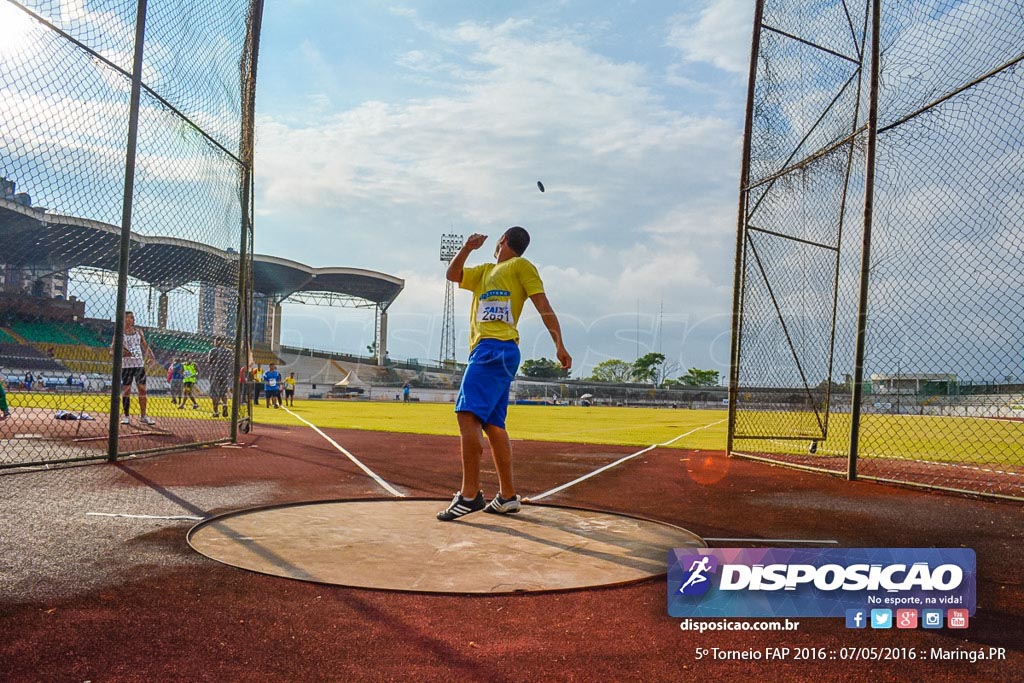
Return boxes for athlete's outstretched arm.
[529,292,572,370]
[446,233,487,283]
[138,330,159,365]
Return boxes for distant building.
[1,179,63,299]
[252,292,273,345]
[197,284,276,346]
[198,283,238,338]
[1,263,68,298]
[869,373,957,395]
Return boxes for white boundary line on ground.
[704,537,839,545]
[527,419,726,502]
[282,406,405,497]
[87,512,203,521]
[760,438,1024,478]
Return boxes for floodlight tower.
[439,233,463,367]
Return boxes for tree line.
[520,353,720,387]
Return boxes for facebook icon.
[845,609,867,629]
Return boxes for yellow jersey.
[460,257,545,350]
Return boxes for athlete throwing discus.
[437,227,572,521]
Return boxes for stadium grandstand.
[0,186,408,399]
[3,180,733,406]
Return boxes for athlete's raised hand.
[464,233,487,250]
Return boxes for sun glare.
[0,2,37,57]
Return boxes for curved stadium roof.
[0,198,403,307]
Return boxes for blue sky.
[3,1,1018,383]
[251,0,756,377]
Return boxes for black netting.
[0,0,258,467]
[731,0,1024,498]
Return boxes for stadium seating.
[147,331,213,354]
[392,368,419,383]
[334,360,391,384]
[252,344,282,366]
[420,371,457,388]
[10,319,78,345]
[59,322,108,347]
[272,354,347,385]
[42,344,111,374]
[0,342,67,372]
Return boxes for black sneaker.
[484,493,522,515]
[436,491,485,521]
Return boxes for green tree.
[632,352,666,384]
[521,357,569,379]
[679,368,720,386]
[589,359,634,382]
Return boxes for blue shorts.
[455,338,521,429]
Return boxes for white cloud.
[667,0,753,75]
[253,12,746,375]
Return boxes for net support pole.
[847,0,882,481]
[107,0,148,462]
[726,0,766,455]
[231,171,250,444]
[232,0,265,442]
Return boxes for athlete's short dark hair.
[504,226,530,256]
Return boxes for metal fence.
[0,0,263,468]
[728,0,1024,500]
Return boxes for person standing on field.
[437,227,571,521]
[284,372,296,406]
[109,310,158,426]
[251,365,263,406]
[263,363,282,409]
[0,367,11,420]
[168,357,184,406]
[207,338,233,418]
[179,359,200,410]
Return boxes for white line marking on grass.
[87,512,203,521]
[761,438,1024,478]
[282,406,404,497]
[528,420,726,502]
[659,419,725,447]
[704,537,839,545]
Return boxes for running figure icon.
[678,556,713,594]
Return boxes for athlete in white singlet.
[109,311,158,426]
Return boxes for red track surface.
[0,405,231,461]
[2,421,1021,681]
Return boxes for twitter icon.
[870,609,893,629]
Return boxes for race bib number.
[266,378,278,387]
[477,290,512,324]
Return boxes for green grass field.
[734,411,1024,466]
[258,401,728,451]
[6,392,228,421]
[7,391,1022,467]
